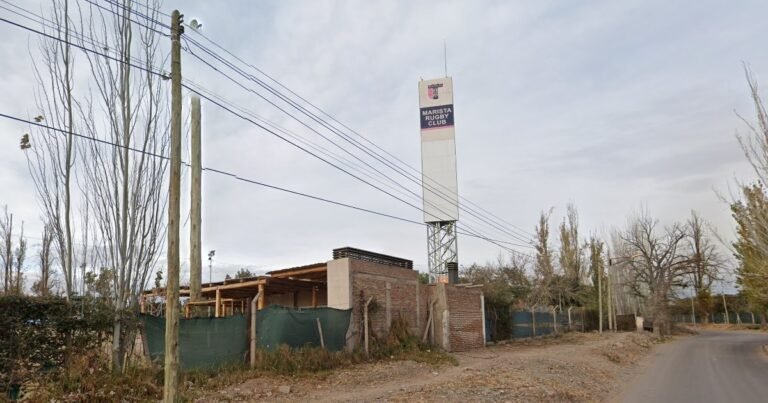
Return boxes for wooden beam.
[269,265,327,279]
[258,284,265,310]
[215,288,221,318]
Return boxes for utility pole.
[607,257,614,332]
[189,94,202,302]
[163,9,183,403]
[598,256,603,334]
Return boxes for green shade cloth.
[141,314,248,370]
[256,305,351,352]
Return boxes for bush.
[0,295,114,394]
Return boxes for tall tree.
[0,206,14,294]
[530,210,555,308]
[588,236,606,332]
[33,224,55,297]
[14,222,27,295]
[618,211,691,336]
[25,0,77,299]
[558,204,585,306]
[731,184,768,323]
[686,211,723,323]
[78,0,169,372]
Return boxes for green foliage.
[225,268,256,280]
[731,184,768,314]
[0,296,114,392]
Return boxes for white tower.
[419,77,459,283]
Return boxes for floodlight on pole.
[208,250,215,283]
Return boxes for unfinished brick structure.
[325,248,485,352]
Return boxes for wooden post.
[258,284,265,310]
[722,293,730,325]
[316,318,325,349]
[215,288,221,318]
[189,95,202,302]
[312,286,318,308]
[250,291,261,368]
[598,259,603,334]
[429,300,436,345]
[552,307,558,333]
[364,296,373,357]
[163,9,183,403]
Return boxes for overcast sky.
[0,0,764,282]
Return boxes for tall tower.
[419,77,459,283]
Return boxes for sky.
[0,0,765,284]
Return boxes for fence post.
[364,297,373,357]
[250,291,261,369]
[531,307,536,337]
[752,312,756,325]
[552,307,558,333]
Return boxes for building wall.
[444,285,485,351]
[326,257,484,352]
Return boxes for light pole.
[208,250,215,284]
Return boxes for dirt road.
[617,330,768,403]
[201,332,659,402]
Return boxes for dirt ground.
[195,332,662,402]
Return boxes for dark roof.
[332,247,413,270]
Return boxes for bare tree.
[618,211,691,336]
[530,210,556,310]
[33,224,55,297]
[558,203,586,307]
[686,211,724,323]
[0,206,14,294]
[14,222,27,295]
[78,0,168,372]
[24,0,78,299]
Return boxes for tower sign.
[419,77,459,282]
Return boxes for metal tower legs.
[427,221,458,283]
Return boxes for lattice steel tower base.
[427,221,458,282]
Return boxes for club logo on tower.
[427,83,443,99]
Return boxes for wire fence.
[672,312,758,325]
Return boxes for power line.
[1,113,534,254]
[0,10,533,255]
[96,0,535,243]
[182,37,534,246]
[179,24,535,239]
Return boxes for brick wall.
[345,259,419,348]
[444,285,484,351]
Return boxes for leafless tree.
[13,222,27,295]
[1,206,14,294]
[33,224,56,297]
[686,211,724,322]
[529,210,556,310]
[558,204,586,306]
[24,0,78,299]
[78,0,169,372]
[618,211,691,336]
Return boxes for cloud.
[0,0,764,281]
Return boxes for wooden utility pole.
[607,259,614,332]
[598,258,603,334]
[163,9,183,403]
[189,94,202,302]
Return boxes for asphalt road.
[618,330,768,403]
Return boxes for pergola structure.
[141,263,328,318]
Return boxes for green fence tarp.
[256,305,351,352]
[141,314,248,370]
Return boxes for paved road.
[619,330,768,403]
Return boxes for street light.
[208,250,216,284]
